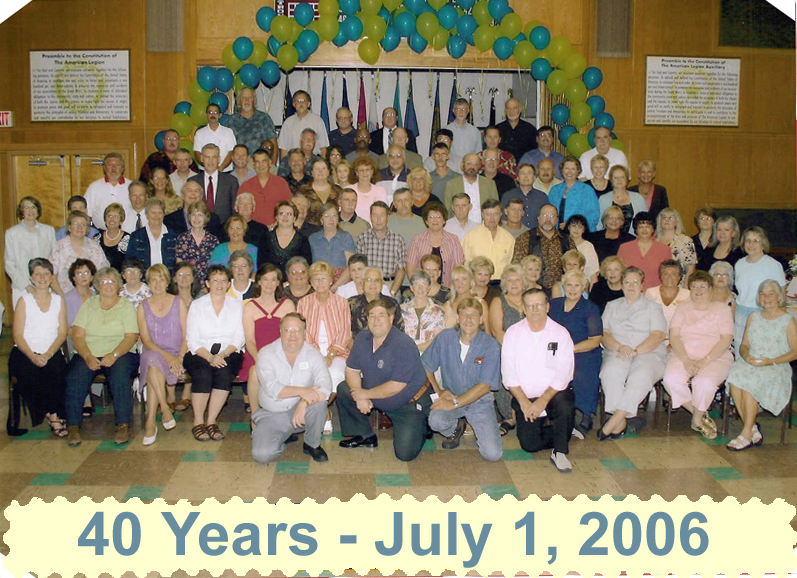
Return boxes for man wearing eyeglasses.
[377,127,422,171]
[502,288,575,473]
[277,90,329,159]
[445,98,483,158]
[139,129,199,183]
[251,312,332,464]
[328,107,357,155]
[369,107,418,155]
[512,204,572,290]
[194,103,237,172]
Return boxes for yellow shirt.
[462,225,516,280]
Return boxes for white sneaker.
[323,419,333,434]
[571,428,585,440]
[550,450,572,473]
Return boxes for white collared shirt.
[204,171,219,205]
[186,293,245,354]
[463,177,482,223]
[145,224,168,266]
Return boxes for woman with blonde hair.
[470,255,501,306]
[443,265,490,333]
[519,255,545,292]
[655,207,697,282]
[590,255,626,313]
[210,215,258,268]
[407,167,441,216]
[93,202,130,272]
[628,160,669,222]
[146,167,183,215]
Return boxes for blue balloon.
[297,29,320,54]
[420,3,436,14]
[458,0,476,8]
[488,0,510,21]
[582,66,603,91]
[446,35,467,59]
[197,66,218,92]
[437,5,458,30]
[586,95,605,117]
[394,11,416,37]
[493,36,513,60]
[551,103,570,126]
[215,68,234,92]
[408,32,428,53]
[256,6,277,32]
[559,125,577,147]
[154,130,166,151]
[233,36,254,60]
[296,44,310,63]
[594,112,615,131]
[293,2,315,27]
[530,58,552,81]
[267,36,283,57]
[342,16,364,41]
[173,101,192,115]
[340,0,360,16]
[456,14,477,40]
[333,26,350,46]
[378,6,392,24]
[587,127,596,148]
[381,26,402,51]
[239,63,260,88]
[210,92,229,112]
[220,113,230,123]
[404,0,426,16]
[514,32,526,42]
[260,61,281,88]
[529,25,550,50]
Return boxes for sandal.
[206,423,225,441]
[702,414,717,433]
[175,399,191,412]
[499,421,516,437]
[192,424,210,442]
[691,423,717,440]
[244,402,251,413]
[726,434,752,451]
[751,423,763,446]
[82,405,94,418]
[48,416,68,438]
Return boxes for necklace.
[105,228,123,243]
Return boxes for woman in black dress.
[256,200,312,276]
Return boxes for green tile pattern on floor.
[29,473,71,486]
[124,486,164,500]
[182,451,217,462]
[275,461,310,474]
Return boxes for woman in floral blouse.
[174,201,219,282]
[400,270,445,352]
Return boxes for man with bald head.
[222,87,278,164]
[578,126,629,180]
[377,127,422,170]
[534,158,563,195]
[346,126,380,163]
[512,204,571,290]
[370,107,418,155]
[496,97,538,163]
[443,153,499,225]
[139,129,199,183]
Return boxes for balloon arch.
[162,0,622,156]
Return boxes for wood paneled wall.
[0,0,794,312]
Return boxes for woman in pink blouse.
[350,156,387,225]
[405,202,465,287]
[617,212,672,291]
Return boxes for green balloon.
[569,102,592,128]
[317,16,340,41]
[431,28,449,50]
[249,40,269,67]
[318,0,340,16]
[289,20,303,43]
[610,139,625,151]
[428,0,447,9]
[564,79,588,104]
[473,1,491,26]
[383,0,402,10]
[417,12,440,42]
[363,14,387,41]
[523,19,543,37]
[277,44,299,72]
[513,40,536,69]
[189,102,208,127]
[473,24,495,52]
[566,132,590,157]
[546,70,568,95]
[233,74,246,93]
[361,0,382,15]
[179,139,196,160]
[499,13,522,39]
[222,45,243,74]
[187,80,210,103]
[546,35,572,67]
[169,113,193,137]
[271,15,292,43]
[561,51,587,79]
[358,37,381,65]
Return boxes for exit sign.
[0,111,13,127]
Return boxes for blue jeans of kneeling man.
[428,393,503,461]
[251,401,327,464]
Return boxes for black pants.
[183,352,243,393]
[512,387,575,455]
[8,347,67,426]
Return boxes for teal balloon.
[256,7,277,32]
[558,125,577,147]
[582,66,603,90]
[458,0,476,8]
[594,112,615,130]
[233,37,254,60]
[293,3,315,26]
[381,26,401,51]
[446,34,467,58]
[587,127,596,148]
[296,44,310,63]
[342,16,364,40]
[333,26,350,46]
[437,5,458,30]
[154,130,166,151]
[215,68,233,92]
[209,92,229,112]
[378,7,392,24]
[488,0,510,21]
[404,0,426,16]
[530,57,552,81]
[456,14,477,40]
[267,36,283,57]
[586,95,605,117]
[239,63,260,88]
[493,36,513,60]
[340,0,360,16]
[394,11,416,37]
[529,25,550,50]
[197,66,218,92]
[408,32,428,53]
[260,61,281,88]
[297,29,320,53]
[173,101,191,115]
[551,103,570,126]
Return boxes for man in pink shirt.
[501,288,576,472]
[237,149,292,226]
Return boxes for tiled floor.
[1,332,796,557]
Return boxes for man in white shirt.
[84,152,132,229]
[335,254,392,299]
[194,103,237,172]
[278,90,329,158]
[579,126,629,180]
[251,312,332,464]
[444,192,478,242]
[169,148,198,193]
[121,181,149,234]
[534,158,563,195]
[423,129,462,174]
[445,98,483,158]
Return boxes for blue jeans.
[65,352,138,427]
[429,393,503,461]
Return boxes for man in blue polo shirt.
[338,298,431,462]
[422,297,503,461]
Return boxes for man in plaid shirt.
[356,201,406,297]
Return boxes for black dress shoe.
[442,418,466,449]
[339,435,378,448]
[286,433,300,443]
[303,443,329,462]
[610,426,627,439]
[596,427,612,441]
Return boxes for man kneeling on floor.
[501,288,576,472]
[251,312,331,464]
[422,297,503,461]
[338,298,431,461]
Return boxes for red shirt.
[238,174,292,226]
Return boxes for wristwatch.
[452,397,459,408]
[112,352,118,359]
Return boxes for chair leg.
[665,388,672,432]
[721,386,730,438]
[652,381,660,429]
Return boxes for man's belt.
[408,379,431,404]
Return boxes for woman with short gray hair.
[400,270,445,352]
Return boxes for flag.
[488,91,496,126]
[404,72,419,139]
[429,73,441,155]
[447,75,458,124]
[342,72,350,110]
[467,95,474,124]
[357,72,367,128]
[283,74,295,120]
[393,72,403,127]
[367,72,379,132]
[320,73,330,133]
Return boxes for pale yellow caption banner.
[4,494,796,577]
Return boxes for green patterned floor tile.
[503,449,535,461]
[422,438,437,451]
[600,458,637,471]
[375,473,411,487]
[275,461,310,474]
[182,451,217,462]
[124,486,164,500]
[96,440,130,451]
[228,422,251,433]
[701,435,733,446]
[327,431,343,441]
[17,430,51,440]
[705,467,744,481]
[481,484,519,499]
[30,473,71,486]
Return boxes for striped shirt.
[297,292,352,359]
[405,230,465,287]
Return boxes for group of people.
[5,90,795,472]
